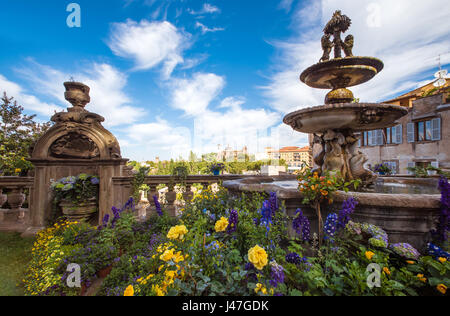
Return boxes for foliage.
[0,93,51,175]
[131,166,150,201]
[22,187,449,296]
[374,163,392,175]
[407,166,428,178]
[208,162,225,174]
[51,174,99,205]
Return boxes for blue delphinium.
[323,213,338,241]
[431,176,449,242]
[227,209,238,234]
[260,200,272,233]
[337,197,358,230]
[153,195,163,216]
[269,192,279,216]
[427,242,450,260]
[292,209,310,242]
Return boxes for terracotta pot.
[97,265,113,278]
[60,198,97,222]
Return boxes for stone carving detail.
[312,129,376,185]
[321,10,353,61]
[50,133,100,159]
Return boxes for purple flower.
[153,195,163,216]
[260,200,272,233]
[431,176,449,242]
[285,252,302,265]
[323,213,338,241]
[269,192,279,216]
[337,197,358,230]
[227,209,238,234]
[269,261,284,288]
[90,177,100,185]
[292,209,310,242]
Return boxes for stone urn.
[7,189,26,210]
[60,198,97,222]
[64,81,91,112]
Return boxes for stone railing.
[112,175,251,218]
[0,177,34,228]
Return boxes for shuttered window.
[407,123,415,143]
[431,118,441,141]
[394,125,402,144]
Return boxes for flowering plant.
[374,163,392,175]
[50,174,99,204]
[209,162,225,173]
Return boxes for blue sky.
[1,0,449,161]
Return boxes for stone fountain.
[223,11,440,250]
[283,10,407,186]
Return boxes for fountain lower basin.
[223,176,441,250]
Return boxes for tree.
[0,93,51,175]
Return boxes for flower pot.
[7,191,25,210]
[213,169,220,176]
[97,265,113,278]
[60,198,97,222]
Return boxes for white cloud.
[108,20,191,78]
[195,21,225,35]
[263,0,450,113]
[125,118,192,160]
[169,72,225,116]
[188,3,220,15]
[0,74,63,117]
[15,61,145,127]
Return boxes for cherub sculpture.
[319,34,334,62]
[343,34,354,57]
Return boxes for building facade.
[358,93,450,174]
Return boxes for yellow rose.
[124,285,134,296]
[248,245,268,270]
[436,284,447,295]
[167,225,188,241]
[215,217,229,232]
[365,251,375,260]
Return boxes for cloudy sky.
[0,0,449,161]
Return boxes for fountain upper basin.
[283,102,408,134]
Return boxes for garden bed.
[21,183,449,296]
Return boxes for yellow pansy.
[365,251,375,260]
[436,284,447,295]
[438,257,447,263]
[254,283,267,295]
[124,285,134,296]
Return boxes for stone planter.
[60,198,97,222]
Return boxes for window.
[384,125,402,144]
[414,118,441,142]
[383,161,398,174]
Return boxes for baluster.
[146,183,159,217]
[183,183,194,203]
[165,183,177,217]
[0,188,7,208]
[6,187,26,222]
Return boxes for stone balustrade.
[112,175,251,218]
[0,177,34,230]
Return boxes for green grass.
[0,232,34,296]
